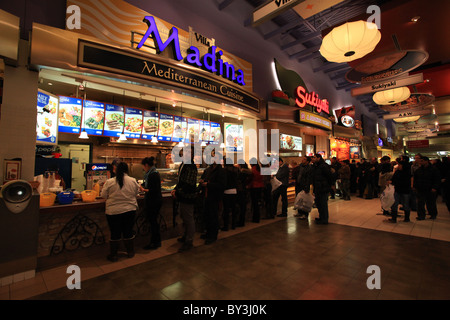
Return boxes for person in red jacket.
[248,158,264,223]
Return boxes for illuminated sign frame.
[298,110,332,131]
[295,85,330,114]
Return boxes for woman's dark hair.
[115,162,129,189]
[141,156,155,167]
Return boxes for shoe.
[429,216,436,220]
[315,220,328,225]
[277,214,287,217]
[107,240,120,262]
[330,196,335,199]
[365,197,373,200]
[315,217,321,221]
[143,242,161,250]
[385,218,396,223]
[205,238,216,245]
[200,233,207,239]
[221,227,229,231]
[123,237,135,258]
[177,236,186,243]
[416,217,425,221]
[178,241,193,252]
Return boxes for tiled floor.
[1,196,449,300]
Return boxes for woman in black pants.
[141,157,163,250]
[101,162,141,262]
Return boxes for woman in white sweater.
[101,162,141,262]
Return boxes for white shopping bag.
[380,184,395,211]
[294,191,315,212]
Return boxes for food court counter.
[37,192,183,259]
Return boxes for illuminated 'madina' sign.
[295,85,330,114]
[137,16,245,86]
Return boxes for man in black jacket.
[272,158,290,217]
[413,156,441,220]
[311,154,332,224]
[200,150,226,244]
[172,147,198,252]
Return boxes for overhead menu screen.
[210,122,221,144]
[141,111,159,140]
[82,100,105,136]
[200,120,211,142]
[187,118,200,143]
[158,113,174,141]
[36,89,59,145]
[124,107,143,139]
[58,96,82,134]
[172,116,187,142]
[103,104,124,138]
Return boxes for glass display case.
[159,167,205,193]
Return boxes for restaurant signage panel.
[407,140,429,149]
[346,50,429,84]
[382,108,431,120]
[78,41,260,112]
[351,73,423,96]
[252,0,302,26]
[298,110,332,131]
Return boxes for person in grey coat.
[272,158,290,217]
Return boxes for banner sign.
[298,110,332,131]
[78,41,260,112]
[351,73,423,96]
[407,140,429,149]
[383,108,431,120]
[252,0,303,26]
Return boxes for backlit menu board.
[124,107,143,139]
[172,116,187,142]
[225,123,243,152]
[200,120,211,142]
[187,118,200,143]
[280,134,302,151]
[37,89,59,145]
[82,100,105,136]
[58,96,82,134]
[103,104,124,138]
[210,122,221,144]
[158,113,174,141]
[141,111,159,140]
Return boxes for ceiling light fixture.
[319,20,381,63]
[79,130,89,139]
[411,16,420,23]
[393,115,420,123]
[373,87,411,105]
[151,136,158,143]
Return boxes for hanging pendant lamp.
[79,130,89,139]
[373,87,411,105]
[319,20,381,63]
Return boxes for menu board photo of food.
[280,134,303,151]
[142,111,159,140]
[58,96,82,134]
[172,116,187,142]
[187,118,200,143]
[200,120,211,142]
[36,89,59,145]
[82,100,105,136]
[225,123,244,152]
[210,122,221,144]
[350,146,360,159]
[158,113,174,142]
[103,104,124,137]
[124,107,143,139]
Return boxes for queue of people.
[100,151,449,261]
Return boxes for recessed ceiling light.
[411,16,420,22]
[48,82,53,86]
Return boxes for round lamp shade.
[319,20,381,63]
[393,115,421,123]
[373,87,411,105]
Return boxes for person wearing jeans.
[387,160,411,223]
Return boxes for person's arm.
[100,180,110,199]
